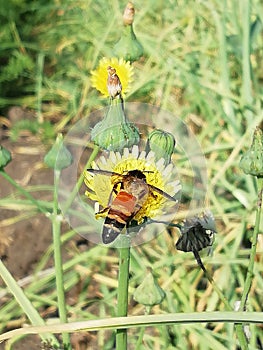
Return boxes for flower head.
[91,57,133,98]
[84,145,181,225]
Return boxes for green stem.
[63,145,100,214]
[0,169,48,214]
[135,327,144,350]
[240,177,263,309]
[10,21,26,54]
[0,259,59,347]
[135,307,151,350]
[235,177,263,350]
[52,170,72,349]
[208,271,248,349]
[205,272,232,311]
[36,52,45,124]
[193,250,232,310]
[206,1,237,132]
[241,0,252,107]
[116,247,130,350]
[241,0,253,126]
[194,250,249,349]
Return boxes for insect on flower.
[87,168,178,244]
[107,66,123,101]
[91,57,133,98]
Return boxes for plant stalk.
[0,169,48,214]
[52,169,72,349]
[240,177,263,309]
[0,259,59,347]
[135,307,151,350]
[241,0,252,108]
[194,250,249,349]
[36,52,45,124]
[193,250,232,311]
[235,177,263,350]
[116,246,130,350]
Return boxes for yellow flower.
[91,57,133,97]
[84,145,181,224]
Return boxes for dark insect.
[87,169,177,244]
[175,223,215,252]
[175,212,216,271]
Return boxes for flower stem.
[233,177,263,350]
[52,169,72,349]
[193,250,232,311]
[194,250,249,349]
[0,169,48,214]
[239,176,263,310]
[116,246,130,350]
[135,307,150,350]
[0,258,59,347]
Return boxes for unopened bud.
[133,270,165,306]
[44,133,73,170]
[113,2,143,62]
[240,127,263,177]
[146,129,175,164]
[91,100,140,151]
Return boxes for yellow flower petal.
[84,146,181,224]
[91,57,133,97]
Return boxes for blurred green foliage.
[0,1,263,349]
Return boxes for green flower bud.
[133,270,165,306]
[146,129,175,164]
[240,127,263,177]
[113,2,143,62]
[0,145,12,169]
[91,100,140,151]
[44,133,73,170]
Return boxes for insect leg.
[193,249,206,273]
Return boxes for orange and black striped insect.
[87,169,177,244]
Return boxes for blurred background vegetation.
[0,0,263,349]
